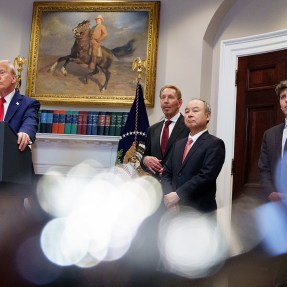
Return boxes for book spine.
[81,111,88,135]
[109,112,117,136]
[104,112,111,136]
[121,112,129,134]
[64,111,72,134]
[39,109,48,133]
[86,111,93,135]
[58,110,66,134]
[70,111,78,134]
[97,112,106,135]
[115,112,123,136]
[91,111,98,135]
[77,111,84,134]
[52,110,60,134]
[46,110,54,133]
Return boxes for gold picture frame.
[26,1,160,107]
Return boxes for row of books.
[38,110,129,136]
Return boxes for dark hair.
[159,85,182,99]
[275,80,287,98]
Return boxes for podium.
[0,122,34,193]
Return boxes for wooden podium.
[0,122,34,193]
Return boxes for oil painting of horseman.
[35,11,149,99]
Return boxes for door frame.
[216,29,287,240]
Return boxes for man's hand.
[143,156,163,174]
[268,192,284,202]
[17,132,31,151]
[164,192,180,208]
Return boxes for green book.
[121,112,129,134]
[115,112,123,136]
[64,110,72,134]
[109,112,117,136]
[70,111,78,134]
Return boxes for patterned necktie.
[161,120,172,155]
[182,138,193,162]
[0,97,6,121]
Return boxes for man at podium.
[0,60,40,151]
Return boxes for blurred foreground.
[0,162,286,287]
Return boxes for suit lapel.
[180,131,209,168]
[5,91,22,122]
[163,115,186,159]
[153,120,164,158]
[274,123,285,158]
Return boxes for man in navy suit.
[0,60,40,151]
[161,99,225,213]
[140,85,189,181]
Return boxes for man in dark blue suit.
[140,85,189,181]
[0,60,40,151]
[161,99,225,213]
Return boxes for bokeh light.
[158,208,228,278]
[38,163,163,268]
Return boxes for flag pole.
[130,57,147,170]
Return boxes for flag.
[115,81,149,176]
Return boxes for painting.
[26,1,160,107]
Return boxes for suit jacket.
[258,123,285,197]
[161,131,225,212]
[140,114,190,180]
[4,90,40,142]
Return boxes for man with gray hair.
[161,99,225,213]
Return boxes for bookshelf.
[32,133,120,175]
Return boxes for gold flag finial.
[13,56,27,91]
[132,57,146,80]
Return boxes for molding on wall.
[216,28,287,245]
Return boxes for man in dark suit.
[141,85,189,181]
[161,99,225,213]
[0,60,40,151]
[257,80,287,287]
[258,80,287,201]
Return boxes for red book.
[77,111,84,134]
[58,110,66,134]
[52,110,60,134]
[81,111,88,135]
[97,112,106,135]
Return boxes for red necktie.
[161,120,172,155]
[182,138,193,162]
[0,97,6,121]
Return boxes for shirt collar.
[189,129,208,142]
[3,89,15,105]
[165,112,181,123]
